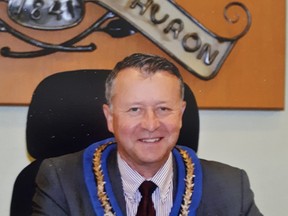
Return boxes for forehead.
[114,67,179,86]
[111,68,182,101]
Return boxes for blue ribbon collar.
[83,137,202,216]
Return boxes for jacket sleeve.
[241,169,263,216]
[31,159,69,216]
[197,159,263,215]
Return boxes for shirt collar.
[118,152,173,202]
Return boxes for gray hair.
[105,53,185,105]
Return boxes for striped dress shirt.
[117,153,174,216]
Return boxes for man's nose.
[141,110,160,131]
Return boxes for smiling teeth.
[142,138,160,143]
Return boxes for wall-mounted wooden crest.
[0,0,285,109]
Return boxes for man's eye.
[156,107,172,115]
[128,107,140,112]
[159,107,170,111]
[160,107,168,111]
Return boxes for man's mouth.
[139,138,162,143]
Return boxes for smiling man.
[32,53,262,216]
[103,61,186,180]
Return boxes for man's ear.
[179,100,186,128]
[103,104,114,133]
[181,101,187,115]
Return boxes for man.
[32,53,262,215]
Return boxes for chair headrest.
[26,69,199,159]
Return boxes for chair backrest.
[10,69,199,216]
[26,69,113,159]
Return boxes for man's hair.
[105,53,185,104]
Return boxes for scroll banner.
[95,0,251,80]
[5,0,251,80]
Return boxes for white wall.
[1,10,288,216]
[0,106,30,215]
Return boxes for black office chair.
[10,69,199,216]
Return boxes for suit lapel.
[107,149,127,215]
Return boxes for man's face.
[103,68,186,175]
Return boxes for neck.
[118,153,171,179]
[134,163,163,179]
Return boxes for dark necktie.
[136,181,157,216]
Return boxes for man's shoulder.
[36,150,88,193]
[196,160,262,215]
[199,159,244,182]
[40,149,85,172]
[200,159,242,173]
[199,159,247,198]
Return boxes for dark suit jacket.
[32,147,262,216]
